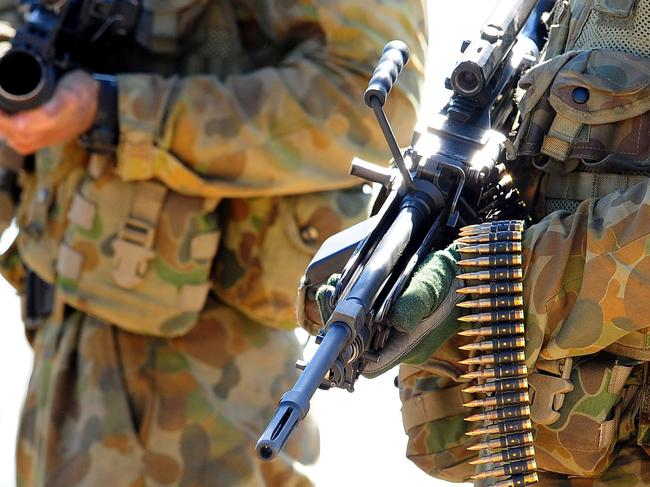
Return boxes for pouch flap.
[548,49,650,125]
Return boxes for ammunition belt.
[455,220,537,487]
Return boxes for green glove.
[315,246,464,377]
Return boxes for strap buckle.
[529,357,574,425]
[112,217,156,289]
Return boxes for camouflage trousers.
[16,298,318,487]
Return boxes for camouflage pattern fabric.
[398,0,650,483]
[536,444,650,486]
[0,0,427,485]
[17,301,318,487]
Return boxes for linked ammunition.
[458,309,524,323]
[460,363,527,380]
[465,404,530,423]
[456,219,535,483]
[457,282,523,295]
[459,336,525,352]
[471,459,537,480]
[491,473,539,487]
[458,323,525,338]
[459,221,524,235]
[459,349,526,366]
[463,391,529,408]
[467,432,534,451]
[457,254,522,267]
[463,376,528,394]
[457,296,524,310]
[457,268,523,281]
[470,445,536,465]
[456,231,522,244]
[465,418,533,437]
[457,241,523,254]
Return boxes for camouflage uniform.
[398,0,650,484]
[0,1,427,486]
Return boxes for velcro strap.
[599,415,618,448]
[131,181,167,223]
[115,75,178,181]
[56,244,84,281]
[545,171,649,202]
[401,383,468,432]
[541,113,584,160]
[608,364,633,395]
[67,192,96,230]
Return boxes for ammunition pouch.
[512,48,650,219]
[56,172,221,337]
[397,362,478,483]
[532,354,639,478]
[515,49,650,173]
[214,187,372,331]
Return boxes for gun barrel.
[256,323,351,460]
[0,48,55,113]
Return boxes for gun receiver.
[257,0,553,461]
[0,0,139,113]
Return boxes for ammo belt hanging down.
[455,220,537,487]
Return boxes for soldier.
[310,0,650,485]
[0,1,426,486]
[369,0,650,485]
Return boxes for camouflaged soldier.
[0,1,426,486]
[314,0,650,485]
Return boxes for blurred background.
[0,1,499,486]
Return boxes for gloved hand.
[316,245,465,377]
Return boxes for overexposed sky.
[0,1,499,486]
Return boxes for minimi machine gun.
[257,0,553,468]
[0,0,140,113]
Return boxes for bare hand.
[0,70,99,155]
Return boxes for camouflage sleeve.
[114,0,427,198]
[522,178,650,364]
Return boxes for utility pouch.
[56,173,220,337]
[532,354,636,477]
[514,49,650,173]
[397,362,478,483]
[213,187,371,330]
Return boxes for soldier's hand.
[316,246,464,377]
[0,70,98,155]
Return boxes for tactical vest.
[515,0,650,218]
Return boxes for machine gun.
[0,0,140,113]
[257,0,553,461]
